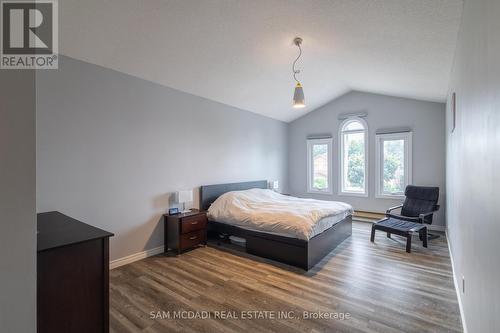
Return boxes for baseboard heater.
[352,210,385,222]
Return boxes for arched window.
[339,117,368,196]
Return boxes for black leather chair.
[370,185,440,253]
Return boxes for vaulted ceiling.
[60,0,463,122]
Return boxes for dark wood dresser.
[165,210,207,254]
[37,211,114,333]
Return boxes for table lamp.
[177,190,193,213]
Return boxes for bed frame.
[200,180,352,270]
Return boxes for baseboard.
[352,217,376,223]
[428,224,445,232]
[110,245,164,270]
[446,231,468,333]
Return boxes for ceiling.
[60,0,463,122]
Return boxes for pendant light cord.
[292,42,302,83]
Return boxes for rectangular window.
[307,138,332,194]
[375,132,412,198]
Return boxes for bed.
[200,180,352,270]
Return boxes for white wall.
[446,0,500,331]
[36,56,288,261]
[0,71,36,332]
[288,91,446,226]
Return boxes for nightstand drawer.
[165,211,207,254]
[181,215,207,234]
[180,229,206,250]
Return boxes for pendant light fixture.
[292,37,305,108]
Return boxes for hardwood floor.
[110,222,462,333]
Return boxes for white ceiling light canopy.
[292,37,305,109]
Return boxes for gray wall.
[446,0,500,331]
[0,71,36,332]
[36,56,288,261]
[288,91,446,227]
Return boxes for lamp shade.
[293,82,305,108]
[177,190,193,203]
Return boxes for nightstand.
[164,210,207,254]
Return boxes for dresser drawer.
[180,229,206,250]
[181,215,207,234]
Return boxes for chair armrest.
[385,213,420,223]
[418,205,440,223]
[386,204,403,215]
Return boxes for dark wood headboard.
[199,180,268,211]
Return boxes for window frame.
[338,117,369,197]
[307,138,333,194]
[375,132,413,199]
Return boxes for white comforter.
[207,189,353,240]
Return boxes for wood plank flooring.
[110,222,462,333]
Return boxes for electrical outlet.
[462,276,465,294]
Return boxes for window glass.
[312,144,328,190]
[383,139,405,194]
[343,131,365,192]
[344,120,364,131]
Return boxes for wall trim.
[428,224,445,232]
[110,245,164,270]
[446,231,468,333]
[110,225,445,273]
[352,217,377,223]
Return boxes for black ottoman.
[370,217,427,253]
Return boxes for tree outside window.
[383,139,405,193]
[313,144,328,190]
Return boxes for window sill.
[307,190,333,195]
[375,194,405,200]
[338,191,368,198]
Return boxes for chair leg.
[387,232,391,238]
[406,233,412,253]
[370,225,376,242]
[422,228,428,248]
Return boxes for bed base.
[208,215,352,270]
